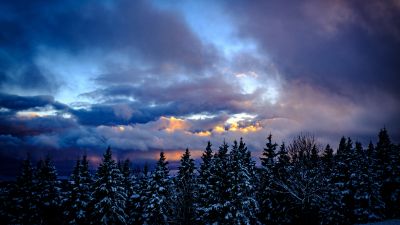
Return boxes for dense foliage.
[1,128,399,225]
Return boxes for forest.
[0,128,399,225]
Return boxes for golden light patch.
[229,122,262,133]
[161,116,188,132]
[213,125,226,133]
[240,124,262,133]
[194,130,211,137]
[162,149,204,161]
[164,151,183,161]
[228,122,239,131]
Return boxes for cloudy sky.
[1,0,399,176]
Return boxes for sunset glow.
[0,0,399,178]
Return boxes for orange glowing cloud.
[194,130,212,137]
[213,125,226,133]
[160,116,188,132]
[163,149,203,161]
[228,122,262,133]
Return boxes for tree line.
[0,128,399,225]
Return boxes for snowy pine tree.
[175,148,196,224]
[142,152,173,224]
[226,139,259,224]
[119,159,134,199]
[273,142,293,224]
[129,163,150,224]
[331,137,355,224]
[352,142,385,223]
[322,144,334,173]
[11,156,40,225]
[258,134,278,224]
[64,155,92,225]
[35,155,62,225]
[89,147,127,225]
[119,158,137,224]
[195,141,218,223]
[376,128,400,218]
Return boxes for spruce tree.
[331,137,354,224]
[272,142,293,223]
[258,134,278,224]
[322,144,334,170]
[35,155,62,225]
[119,158,135,221]
[376,128,400,218]
[119,159,133,199]
[226,139,259,224]
[143,152,173,224]
[206,141,230,224]
[90,147,127,225]
[129,163,149,224]
[12,156,40,225]
[260,134,277,168]
[196,141,217,223]
[176,148,196,224]
[64,155,92,225]
[352,142,385,223]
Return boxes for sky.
[1,0,400,176]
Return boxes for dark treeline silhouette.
[0,128,399,225]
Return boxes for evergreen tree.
[0,182,13,225]
[272,142,293,223]
[90,147,127,225]
[196,141,217,223]
[119,159,133,198]
[35,155,62,225]
[311,144,319,167]
[129,163,149,224]
[226,139,259,224]
[275,142,290,183]
[322,144,334,172]
[143,152,173,224]
[260,134,277,168]
[331,137,354,224]
[205,141,231,224]
[376,128,400,218]
[11,156,40,225]
[352,142,385,223]
[258,134,279,224]
[64,155,92,225]
[176,148,196,225]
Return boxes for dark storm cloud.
[0,0,217,92]
[71,103,159,126]
[77,75,257,126]
[0,114,76,137]
[226,0,400,96]
[0,92,67,111]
